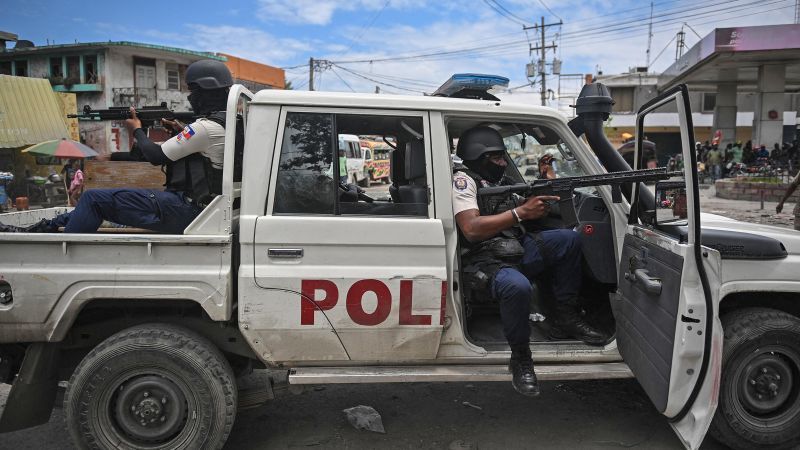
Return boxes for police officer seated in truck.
[0,60,231,234]
[453,126,608,396]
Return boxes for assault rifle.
[477,167,682,228]
[68,102,196,128]
[68,103,197,162]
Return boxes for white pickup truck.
[1,79,798,450]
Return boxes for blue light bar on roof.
[433,73,510,98]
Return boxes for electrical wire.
[281,0,790,84]
[333,64,426,93]
[489,0,532,24]
[334,0,391,58]
[482,0,528,26]
[327,0,773,65]
[330,67,357,92]
[648,33,678,67]
[534,0,562,22]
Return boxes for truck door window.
[273,112,428,217]
[273,112,335,214]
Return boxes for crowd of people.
[694,139,800,182]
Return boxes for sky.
[0,0,795,97]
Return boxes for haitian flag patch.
[177,125,195,142]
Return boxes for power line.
[333,64,426,93]
[649,33,677,67]
[534,0,562,22]
[328,0,771,65]
[334,0,391,58]
[482,0,528,26]
[490,0,532,24]
[330,67,357,92]
[282,0,788,80]
[311,1,672,67]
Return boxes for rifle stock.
[477,167,682,227]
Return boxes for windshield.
[504,132,586,182]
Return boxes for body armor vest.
[456,168,525,292]
[165,111,228,207]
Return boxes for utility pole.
[308,57,315,91]
[796,0,800,24]
[645,1,654,69]
[524,16,561,106]
[675,29,686,61]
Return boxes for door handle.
[624,268,662,295]
[268,248,304,258]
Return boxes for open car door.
[611,85,723,450]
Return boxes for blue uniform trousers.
[49,188,200,234]
[491,229,582,346]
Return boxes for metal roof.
[0,41,226,61]
[0,75,69,148]
[659,24,800,92]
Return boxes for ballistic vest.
[165,111,244,207]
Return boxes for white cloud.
[255,0,428,25]
[190,25,312,64]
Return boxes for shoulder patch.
[453,176,469,191]
[176,125,195,142]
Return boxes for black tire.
[709,307,800,450]
[64,323,237,450]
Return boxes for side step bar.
[289,362,632,385]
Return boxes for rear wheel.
[710,307,800,450]
[64,323,237,450]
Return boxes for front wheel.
[64,323,237,450]
[709,307,800,450]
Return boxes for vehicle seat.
[388,144,406,203]
[396,140,428,205]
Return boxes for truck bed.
[0,207,234,344]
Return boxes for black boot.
[549,299,609,346]
[508,344,540,397]
[0,219,56,233]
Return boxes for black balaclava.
[464,154,506,183]
[188,88,229,116]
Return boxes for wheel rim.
[110,374,189,445]
[734,345,800,425]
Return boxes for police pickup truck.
[1,75,798,450]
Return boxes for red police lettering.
[399,279,432,325]
[300,279,338,325]
[346,279,392,326]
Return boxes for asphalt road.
[0,379,727,449]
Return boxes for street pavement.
[0,185,789,449]
[0,379,726,449]
[699,183,796,229]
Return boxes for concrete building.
[0,38,285,155]
[599,24,800,152]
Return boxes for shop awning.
[0,75,69,148]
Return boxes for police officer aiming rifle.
[452,126,609,397]
[0,59,233,234]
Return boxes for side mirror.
[655,180,688,226]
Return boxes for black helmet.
[185,59,233,90]
[456,126,506,161]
